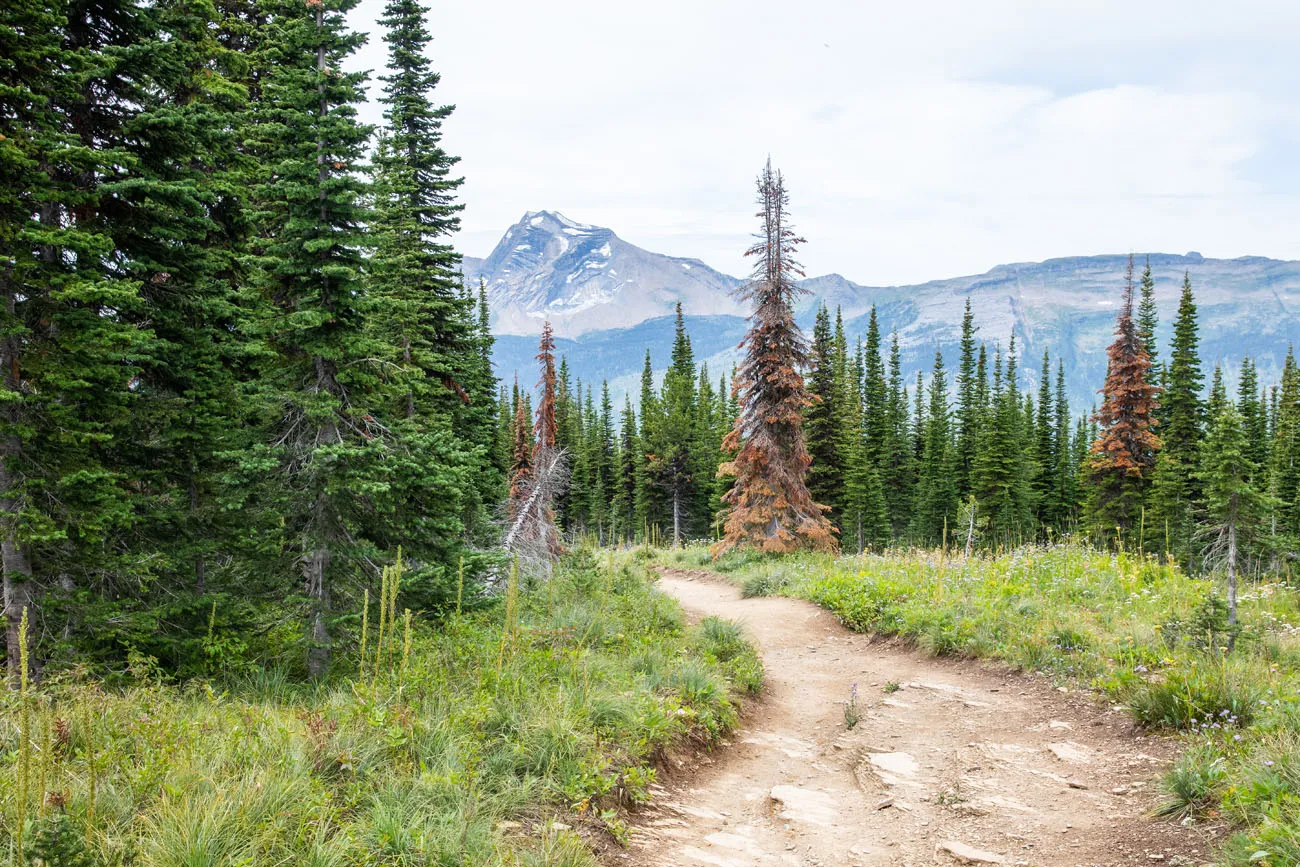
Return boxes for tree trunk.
[1226,515,1238,651]
[304,542,331,679]
[0,270,32,686]
[672,489,682,548]
[2,534,34,688]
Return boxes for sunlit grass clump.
[674,542,1300,866]
[0,550,760,866]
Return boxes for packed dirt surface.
[616,568,1220,867]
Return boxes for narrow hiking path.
[616,568,1219,867]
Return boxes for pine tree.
[1238,358,1268,476]
[646,303,699,545]
[1137,256,1160,377]
[1200,403,1271,636]
[1271,349,1300,541]
[634,350,661,539]
[912,351,958,545]
[1053,360,1077,531]
[862,307,889,467]
[974,341,1033,546]
[236,0,408,677]
[1033,349,1056,528]
[1087,256,1161,544]
[883,333,914,535]
[955,299,980,496]
[716,162,835,555]
[612,397,639,542]
[805,305,843,522]
[1149,271,1203,561]
[840,329,888,550]
[0,0,157,675]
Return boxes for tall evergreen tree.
[1033,349,1056,527]
[912,351,957,545]
[647,303,699,545]
[955,299,980,496]
[805,305,843,522]
[1137,256,1160,377]
[716,162,835,554]
[1149,271,1203,561]
[237,0,400,677]
[1088,256,1160,543]
[1200,403,1271,634]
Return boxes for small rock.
[1067,780,1088,790]
[936,840,1006,864]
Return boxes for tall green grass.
[674,543,1300,866]
[0,551,760,866]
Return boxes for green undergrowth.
[656,542,1300,865]
[0,549,760,866]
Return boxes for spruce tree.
[1238,358,1268,476]
[1200,403,1271,634]
[1087,256,1160,544]
[805,305,843,522]
[1137,256,1160,377]
[613,397,639,542]
[883,333,914,535]
[912,352,957,545]
[1271,350,1300,543]
[716,162,835,554]
[1053,360,1077,531]
[648,303,699,545]
[1033,350,1056,527]
[1149,271,1203,561]
[955,299,980,496]
[236,0,399,678]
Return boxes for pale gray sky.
[347,0,1300,284]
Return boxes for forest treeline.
[533,255,1286,588]
[0,0,505,681]
[0,0,1291,685]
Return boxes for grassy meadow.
[1,550,761,867]
[656,543,1300,865]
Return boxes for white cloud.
[348,0,1300,284]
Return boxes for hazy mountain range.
[468,211,1300,410]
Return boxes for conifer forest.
[3,1,1300,865]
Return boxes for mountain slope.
[463,210,743,335]
[470,213,1300,408]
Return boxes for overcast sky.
[346,0,1300,285]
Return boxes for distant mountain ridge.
[462,210,744,336]
[470,212,1300,410]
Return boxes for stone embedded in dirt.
[936,840,1007,864]
[769,785,837,827]
[1047,741,1095,764]
[1050,720,1073,730]
[868,751,920,779]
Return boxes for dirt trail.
[618,569,1217,867]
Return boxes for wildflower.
[1265,760,1275,767]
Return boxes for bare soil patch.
[614,568,1221,867]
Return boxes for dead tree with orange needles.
[1087,254,1161,543]
[713,161,837,556]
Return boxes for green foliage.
[0,559,760,865]
[673,542,1300,862]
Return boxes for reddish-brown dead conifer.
[1089,254,1161,533]
[713,161,837,556]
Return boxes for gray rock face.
[463,210,743,336]
[470,213,1300,407]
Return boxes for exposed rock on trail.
[615,568,1217,866]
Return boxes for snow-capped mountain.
[462,211,744,336]
[470,212,1300,409]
